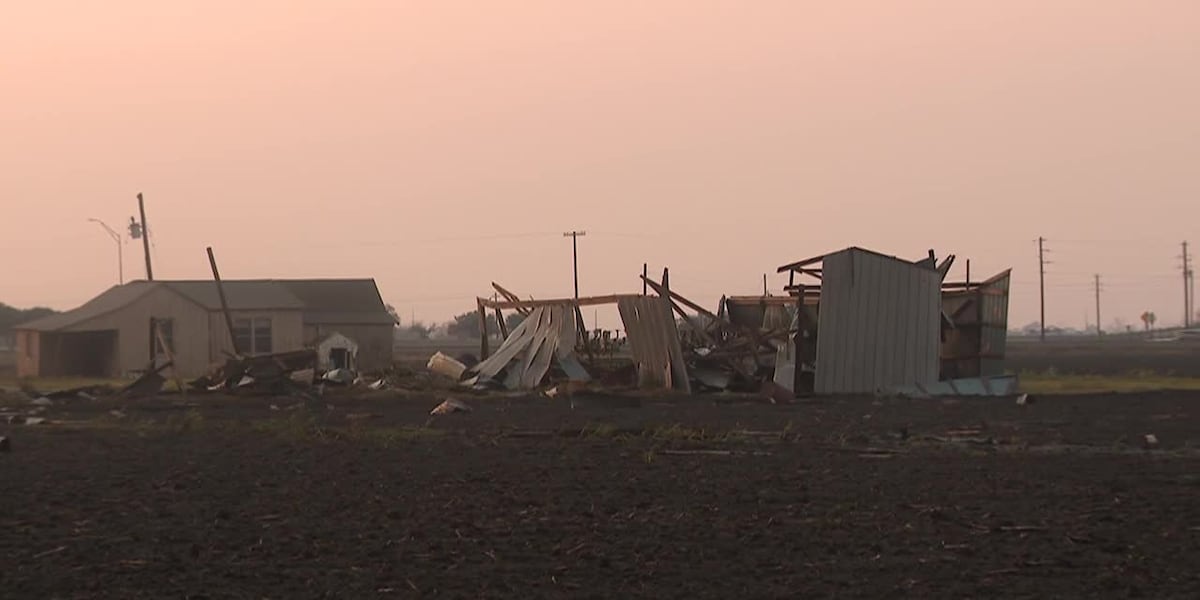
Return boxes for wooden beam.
[726,295,818,306]
[480,294,641,310]
[495,307,508,339]
[476,298,490,360]
[206,247,241,357]
[776,252,830,274]
[491,282,531,316]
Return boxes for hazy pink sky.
[3,1,1198,330]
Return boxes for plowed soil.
[3,389,1200,598]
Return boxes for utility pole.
[762,274,768,296]
[1190,268,1195,328]
[1094,274,1102,338]
[88,218,123,285]
[1183,241,1191,328]
[1038,237,1049,341]
[136,193,153,280]
[563,231,586,300]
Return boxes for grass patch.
[0,376,128,393]
[1020,372,1200,394]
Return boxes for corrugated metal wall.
[815,248,941,394]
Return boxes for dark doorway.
[45,330,118,377]
[330,348,351,370]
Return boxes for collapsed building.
[14,279,396,379]
[456,246,1012,398]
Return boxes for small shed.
[317,332,359,372]
[778,247,945,394]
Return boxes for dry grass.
[1020,372,1200,395]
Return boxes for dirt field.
[4,388,1200,598]
[1007,338,1200,377]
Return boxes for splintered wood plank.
[472,308,541,380]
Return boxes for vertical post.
[965,259,971,286]
[137,193,153,281]
[1183,241,1191,328]
[763,274,768,296]
[148,317,157,367]
[1038,237,1046,341]
[1190,269,1195,327]
[572,234,579,301]
[792,287,806,397]
[495,307,508,339]
[1094,274,1102,338]
[477,299,490,360]
[206,247,240,356]
[642,263,648,296]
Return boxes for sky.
[2,1,1198,331]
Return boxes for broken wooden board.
[618,296,690,393]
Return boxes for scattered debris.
[1016,393,1032,406]
[31,397,53,406]
[427,352,468,380]
[465,303,591,390]
[0,436,10,452]
[32,546,67,559]
[431,398,472,415]
[24,417,47,426]
[323,368,356,385]
[887,375,1019,398]
[109,410,127,419]
[1143,434,1160,449]
[121,362,173,398]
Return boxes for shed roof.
[17,279,395,332]
[777,246,935,274]
[163,280,305,310]
[16,282,158,332]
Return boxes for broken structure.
[14,279,395,379]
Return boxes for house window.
[233,317,273,355]
[154,319,174,355]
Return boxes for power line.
[1038,237,1049,341]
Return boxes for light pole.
[88,218,123,284]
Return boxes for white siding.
[815,249,941,394]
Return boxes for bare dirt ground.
[1007,338,1200,377]
[3,388,1200,598]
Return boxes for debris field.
[3,388,1199,598]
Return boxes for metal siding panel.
[861,252,879,391]
[849,251,870,392]
[837,251,859,393]
[814,251,847,394]
[897,260,914,385]
[921,270,941,383]
[880,255,903,389]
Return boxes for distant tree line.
[0,302,57,332]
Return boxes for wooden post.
[153,321,187,398]
[495,307,508,339]
[137,193,154,280]
[148,317,157,368]
[477,299,490,359]
[206,247,241,357]
[792,287,806,396]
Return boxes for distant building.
[14,279,396,378]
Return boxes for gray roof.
[16,282,157,332]
[18,279,394,332]
[277,279,396,325]
[163,280,304,310]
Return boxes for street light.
[88,218,124,285]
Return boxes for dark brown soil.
[3,390,1200,598]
